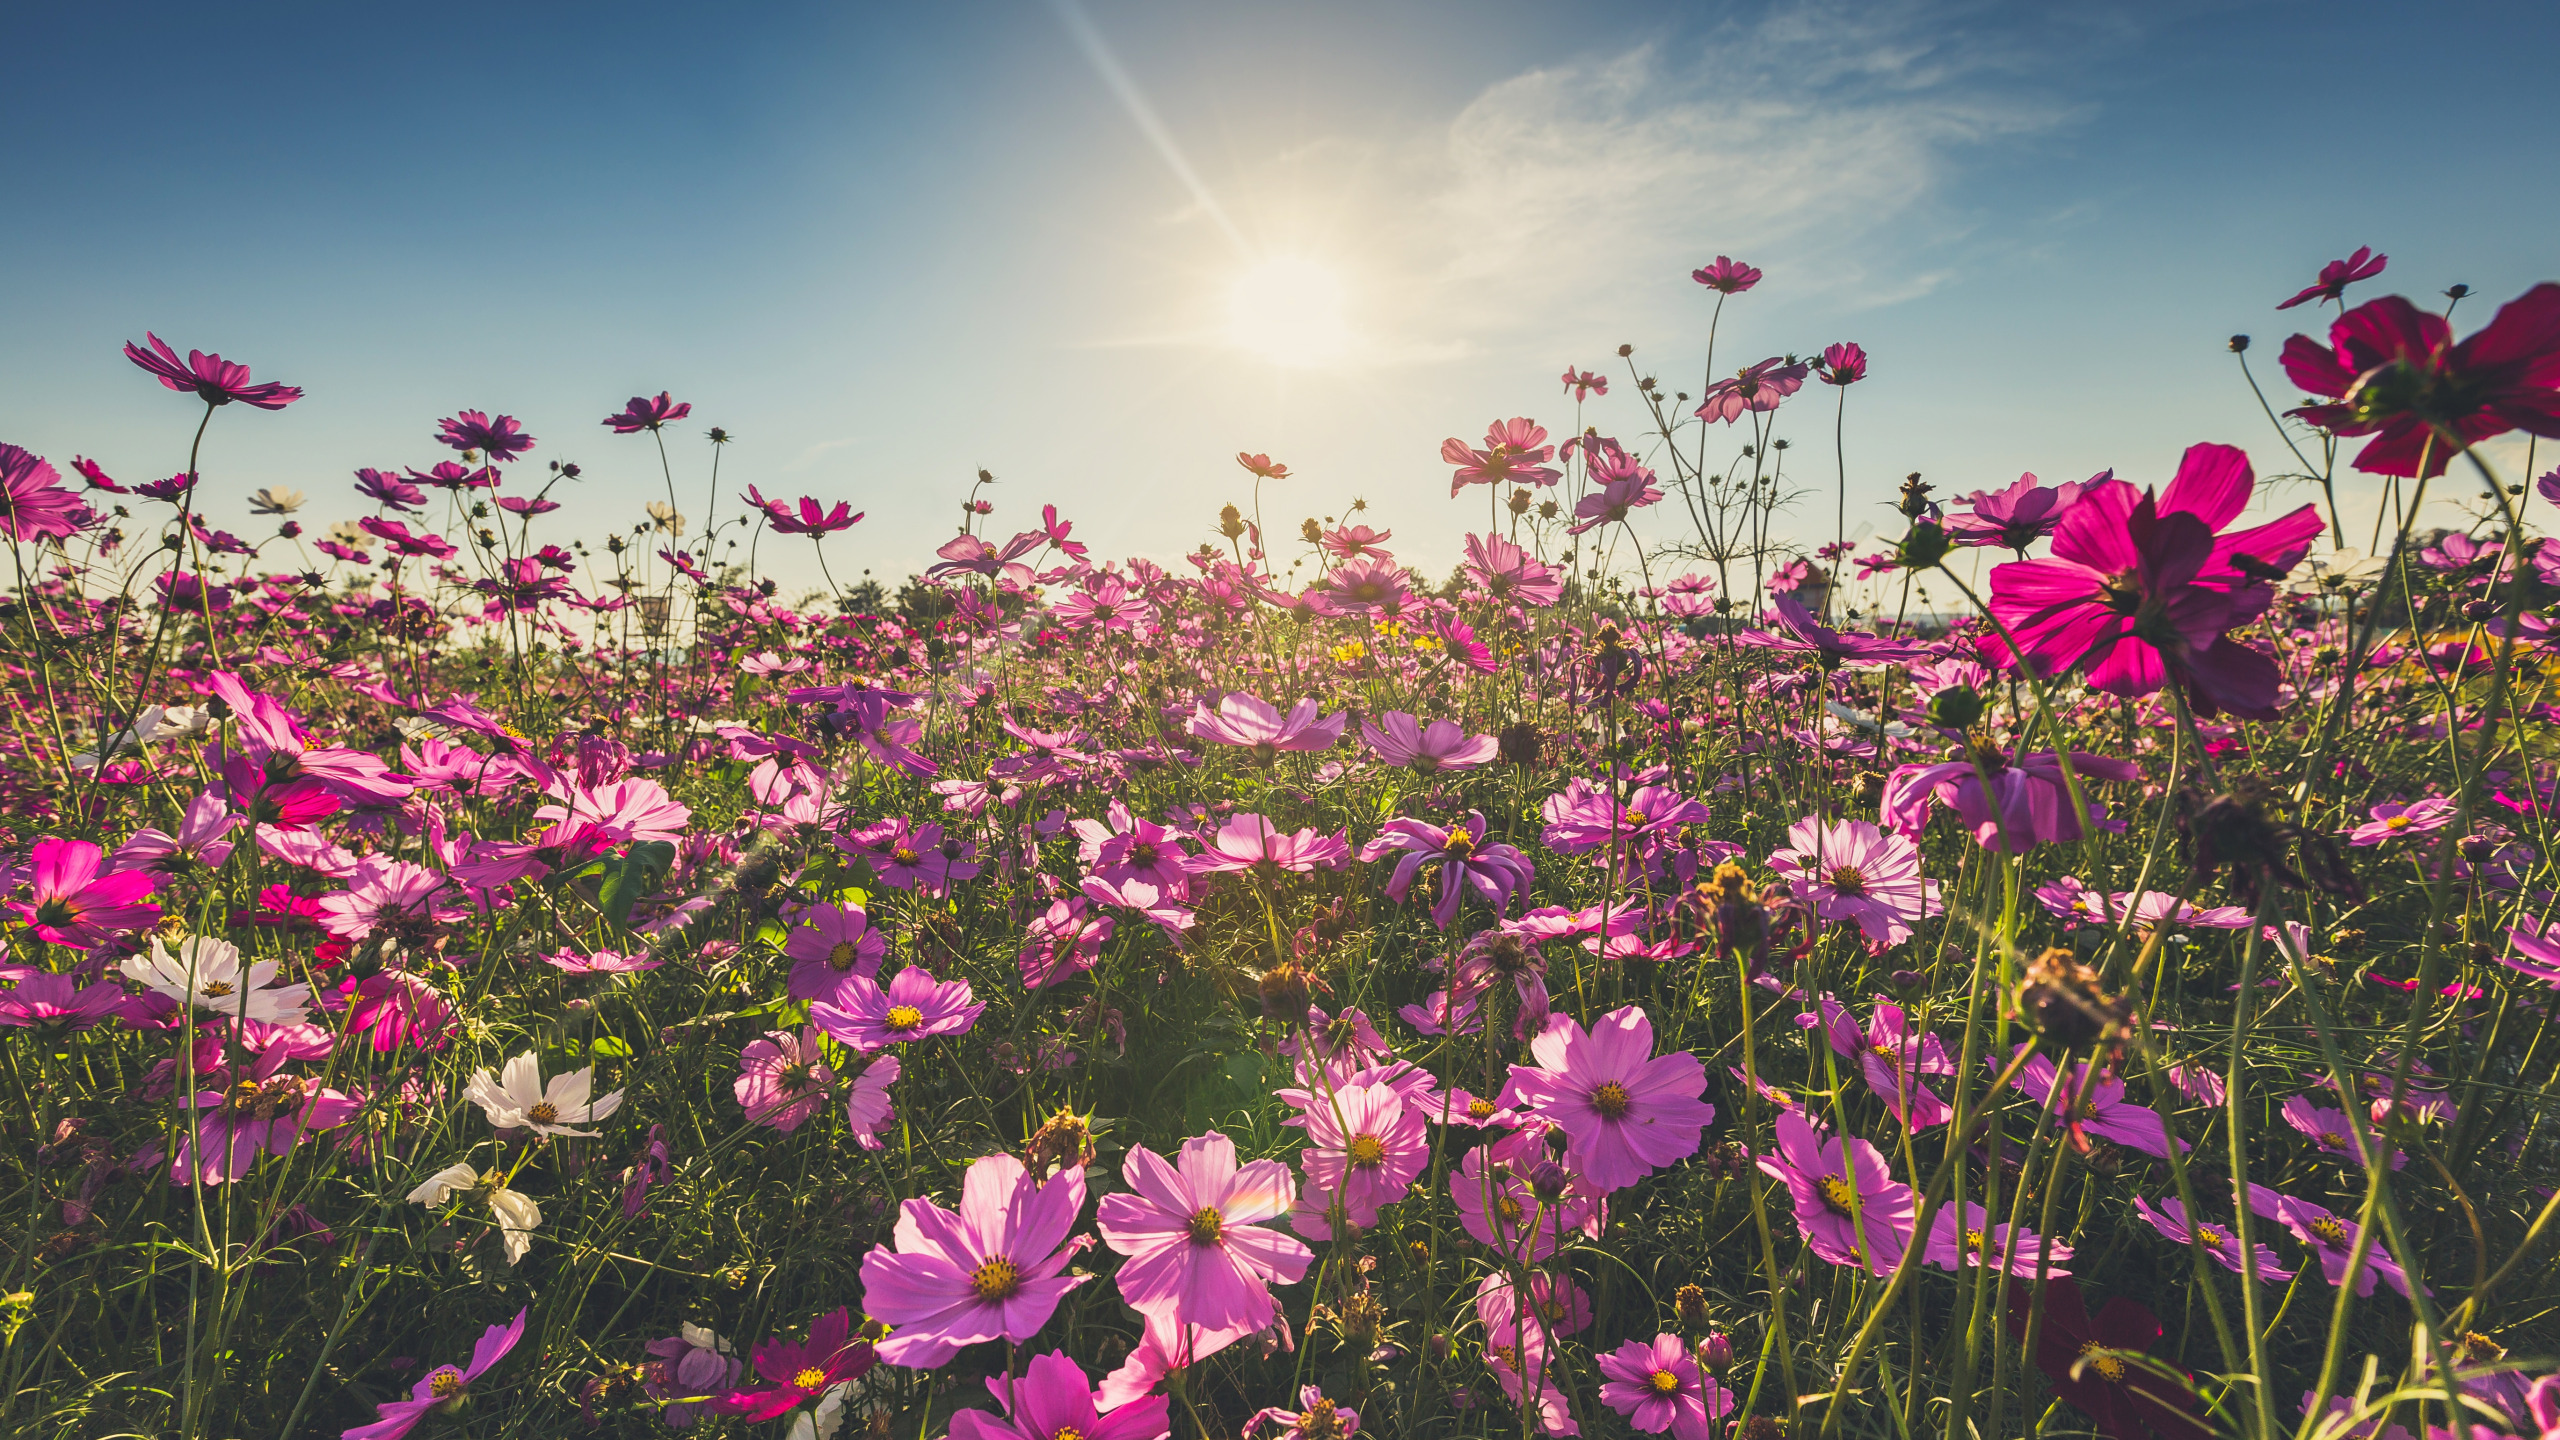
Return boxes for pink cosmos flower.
[1441,418,1562,494]
[1500,1005,1712,1193]
[1567,471,1665,536]
[2500,919,2560,986]
[1359,713,1498,774]
[2280,283,2560,478]
[1816,342,1868,386]
[1190,815,1351,877]
[2006,1046,2183,1158]
[861,1153,1093,1368]
[1921,1198,2072,1277]
[1478,1272,1578,1437]
[1695,357,1808,423]
[10,837,160,948]
[124,333,303,409]
[1757,1111,1915,1275]
[949,1351,1171,1440]
[206,672,415,811]
[1451,1126,1599,1261]
[175,1050,361,1185]
[2031,876,2253,930]
[1881,746,2139,853]
[747,485,862,536]
[1279,1080,1426,1238]
[1186,694,1345,760]
[733,1028,836,1133]
[2129,1195,2290,1282]
[642,1324,739,1429]
[1247,1386,1359,1440]
[603,392,693,433]
[0,971,126,1031]
[1765,817,1940,952]
[1561,366,1609,400]
[1018,896,1115,989]
[2346,797,2457,846]
[1736,594,1927,670]
[1317,521,1394,561]
[718,1307,877,1422]
[312,858,465,944]
[109,790,242,877]
[1314,555,1412,614]
[1097,1132,1313,1334]
[1462,532,1563,607]
[345,1310,526,1439]
[1598,1334,1733,1439]
[355,467,428,510]
[1943,472,2097,553]
[782,903,885,1001]
[813,966,983,1052]
[1359,812,1535,930]
[434,410,535,462]
[1072,800,1193,901]
[2277,246,2387,310]
[843,1054,900,1150]
[0,445,92,542]
[1691,256,1762,293]
[1984,444,2324,718]
[533,776,691,847]
[2279,1095,2405,1170]
[1819,995,1953,1129]
[2257,1188,2422,1300]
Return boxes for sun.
[1224,255,1353,368]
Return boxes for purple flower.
[125,333,302,409]
[948,1351,1172,1440]
[354,467,428,511]
[2129,1195,2289,1282]
[1359,713,1497,773]
[2276,245,2387,310]
[812,966,983,1052]
[1881,745,2139,852]
[1500,1005,1712,1193]
[2255,1187,2424,1300]
[1187,693,1345,759]
[343,1309,525,1440]
[732,1028,835,1133]
[1358,811,1535,929]
[781,902,885,1001]
[1757,1111,1914,1275]
[1817,342,1868,386]
[1462,532,1563,607]
[0,445,92,542]
[175,1053,361,1185]
[1736,594,1927,670]
[434,410,535,462]
[1598,1334,1733,1439]
[1694,357,1809,423]
[604,392,693,434]
[0,971,126,1032]
[642,1324,740,1429]
[1942,472,2094,552]
[2345,797,2457,846]
[860,1153,1092,1368]
[1921,1198,2071,1277]
[1190,815,1352,878]
[2006,1045,2184,1158]
[1766,817,1940,953]
[1691,256,1762,294]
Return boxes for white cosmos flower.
[247,487,306,515]
[464,1050,625,1137]
[407,1161,543,1265]
[69,704,213,771]
[121,936,311,1023]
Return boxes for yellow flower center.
[203,980,236,998]
[1592,1080,1633,1119]
[884,1005,925,1032]
[828,940,863,970]
[1624,808,1648,827]
[2309,1216,2350,1246]
[2078,1342,2128,1382]
[428,1367,466,1398]
[2385,815,2410,830]
[2195,1225,2229,1248]
[528,1102,560,1124]
[1965,1227,1995,1257]
[1826,865,1868,896]
[792,1365,829,1391]
[1443,830,1476,860]
[1347,1134,1387,1167]
[1051,1430,1084,1440]
[1187,1206,1224,1245]
[1496,1196,1524,1223]
[1467,1099,1496,1119]
[1650,1369,1682,1394]
[891,847,920,865]
[970,1256,1021,1301]
[1817,1175,1858,1216]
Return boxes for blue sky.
[4,0,2554,594]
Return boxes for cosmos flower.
[175,1053,360,1185]
[2281,283,2560,477]
[1561,367,1609,400]
[1817,342,1869,385]
[2345,797,2457,846]
[733,1028,836,1133]
[1765,817,1940,953]
[860,1153,1092,1368]
[1691,256,1762,293]
[1695,357,1809,423]
[719,1308,878,1422]
[642,1324,740,1430]
[1358,812,1536,929]
[406,1163,543,1265]
[1360,713,1498,773]
[2129,1195,2290,1282]
[1566,471,1665,536]
[1187,693,1345,759]
[1500,1005,1712,1193]
[842,1054,900,1151]
[1461,532,1563,607]
[782,903,886,1002]
[1247,1386,1360,1440]
[1097,1131,1312,1334]
[435,410,536,462]
[0,971,127,1032]
[1921,1198,2072,1277]
[1189,815,1352,877]
[1758,1111,1916,1274]
[1941,472,2094,552]
[1441,418,1562,493]
[1597,1334,1733,1439]
[1881,745,2139,853]
[604,392,693,433]
[463,1050,625,1137]
[16,837,161,948]
[2005,1280,2208,1440]
[811,966,984,1052]
[1450,1125,1598,1262]
[0,445,92,542]
[948,1351,1171,1440]
[748,485,863,536]
[1736,594,1927,670]
[124,333,302,409]
[2276,246,2387,310]
[2006,1046,2183,1158]
[342,1310,525,1440]
[122,936,309,1024]
[1279,1079,1426,1238]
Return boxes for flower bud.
[1701,1330,1735,1369]
[1925,685,1984,730]
[1896,518,1950,570]
[1673,1283,1710,1327]
[2228,334,2250,353]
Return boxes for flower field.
[3,250,2559,1440]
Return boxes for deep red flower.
[2005,1279,2207,1440]
[719,1307,876,1421]
[603,392,693,434]
[2280,283,2560,477]
[1691,256,1762,294]
[2275,246,2386,310]
[123,333,303,409]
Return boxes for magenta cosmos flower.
[1942,472,2094,552]
[0,445,92,542]
[747,485,863,536]
[1441,418,1562,494]
[2499,918,2560,986]
[812,966,983,1052]
[1736,594,1927,670]
[1921,1198,2072,1278]
[1695,357,1809,423]
[1881,745,2139,853]
[733,1028,835,1133]
[1463,531,1563,606]
[1359,812,1535,930]
[2255,1188,2422,1300]
[12,837,160,948]
[1986,444,2322,718]
[2007,1046,2182,1158]
[1281,1079,1427,1238]
[2346,797,2456,846]
[861,1153,1092,1368]
[125,332,302,409]
[1360,712,1497,773]
[1691,255,1761,293]
[1567,469,1665,536]
[0,971,125,1032]
[1757,1111,1915,1275]
[2129,1195,2290,1282]
[604,391,693,433]
[343,1309,525,1440]
[950,1351,1171,1440]
[843,1053,899,1150]
[434,410,535,462]
[719,1307,877,1421]
[1190,814,1351,877]
[1766,817,1940,953]
[1247,1386,1358,1440]
[1500,1005,1712,1193]
[1187,693,1345,759]
[1451,1126,1599,1261]
[1598,1334,1734,1440]
[2276,246,2386,310]
[1097,1131,1312,1334]
[176,1051,361,1185]
[1817,341,1868,385]
[2280,283,2560,477]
